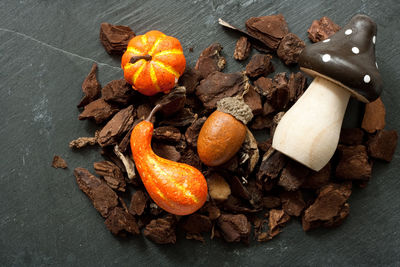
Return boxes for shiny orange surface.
[130,120,207,215]
[197,111,247,166]
[121,30,186,96]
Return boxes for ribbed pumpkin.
[121,30,186,96]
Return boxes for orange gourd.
[130,105,207,215]
[121,30,186,96]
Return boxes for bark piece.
[288,72,307,102]
[240,128,260,174]
[243,85,263,115]
[218,155,239,173]
[277,33,305,65]
[270,112,285,137]
[182,214,212,233]
[269,73,290,110]
[229,176,251,200]
[245,54,274,78]
[115,130,132,155]
[78,63,101,108]
[257,150,287,181]
[217,214,251,243]
[218,18,272,53]
[160,108,197,127]
[246,14,289,50]
[52,155,68,169]
[178,67,203,95]
[93,161,126,192]
[105,207,140,236]
[100,147,126,175]
[207,204,221,220]
[143,215,177,244]
[74,168,118,218]
[361,97,386,133]
[100,23,135,54]
[257,138,272,154]
[179,148,202,171]
[335,145,372,181]
[101,79,136,105]
[195,43,226,79]
[307,16,341,43]
[136,103,152,120]
[185,116,207,148]
[278,160,310,191]
[195,72,248,110]
[129,190,148,216]
[247,180,263,209]
[154,126,182,143]
[222,195,260,214]
[280,191,306,216]
[184,95,204,114]
[367,130,398,162]
[268,209,290,238]
[98,105,135,147]
[69,132,98,149]
[152,143,181,162]
[234,36,252,61]
[302,162,331,190]
[262,196,281,209]
[117,125,135,153]
[156,86,187,117]
[339,128,364,145]
[78,99,118,124]
[249,114,273,130]
[208,173,231,201]
[302,183,351,231]
[254,76,273,97]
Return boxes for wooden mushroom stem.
[272,76,351,171]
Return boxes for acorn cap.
[298,14,382,103]
[217,96,253,124]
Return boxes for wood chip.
[77,63,101,108]
[97,105,135,147]
[51,155,68,169]
[94,160,126,192]
[361,97,386,133]
[195,43,226,79]
[74,168,118,218]
[234,36,252,61]
[78,99,118,124]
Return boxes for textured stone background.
[0,0,399,266]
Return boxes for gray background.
[1,0,399,266]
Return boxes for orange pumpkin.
[121,30,186,96]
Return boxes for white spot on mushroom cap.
[352,47,360,54]
[373,35,376,44]
[322,54,331,62]
[345,29,352,35]
[323,38,330,43]
[364,75,371,83]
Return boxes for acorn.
[197,96,253,166]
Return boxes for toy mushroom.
[272,14,382,171]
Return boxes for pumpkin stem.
[145,104,162,121]
[130,54,152,64]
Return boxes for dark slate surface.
[1,0,399,266]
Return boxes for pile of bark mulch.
[63,15,397,244]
